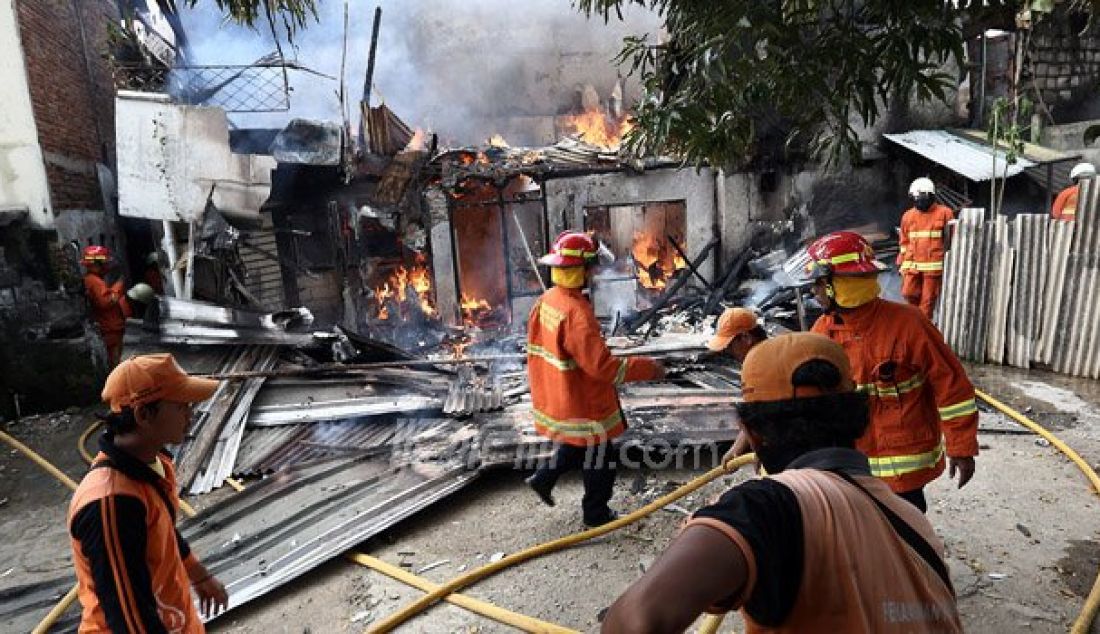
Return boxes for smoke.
[176,1,661,144]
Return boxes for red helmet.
[805,231,886,278]
[81,245,111,266]
[539,231,598,267]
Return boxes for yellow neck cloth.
[551,266,586,289]
[831,275,881,308]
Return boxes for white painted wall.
[0,0,52,228]
[116,92,274,222]
[544,167,721,282]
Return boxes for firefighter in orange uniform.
[897,178,953,320]
[81,245,131,368]
[1051,162,1096,221]
[807,231,978,513]
[525,231,664,527]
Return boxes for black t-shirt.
[693,478,804,626]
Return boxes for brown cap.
[741,332,854,403]
[102,353,219,413]
[707,307,759,351]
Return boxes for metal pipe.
[794,286,808,332]
[162,220,185,297]
[511,210,546,291]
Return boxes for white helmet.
[1070,162,1096,181]
[908,177,935,196]
[126,282,156,304]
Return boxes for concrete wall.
[0,0,51,227]
[116,93,275,222]
[544,167,723,281]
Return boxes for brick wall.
[16,0,119,211]
[1027,8,1100,118]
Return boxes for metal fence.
[113,63,291,112]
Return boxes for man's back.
[690,451,961,633]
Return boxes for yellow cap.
[741,333,854,403]
[102,354,219,413]
[707,308,759,351]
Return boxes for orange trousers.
[901,272,942,320]
[100,329,124,368]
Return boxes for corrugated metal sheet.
[184,453,479,622]
[939,178,1100,377]
[884,130,1036,182]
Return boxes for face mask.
[913,195,933,212]
[831,275,880,308]
[550,266,586,288]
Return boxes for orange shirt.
[812,299,978,492]
[83,273,131,333]
[1052,184,1079,221]
[689,450,961,633]
[898,203,954,276]
[69,445,204,633]
[526,286,659,446]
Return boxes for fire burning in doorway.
[632,231,687,290]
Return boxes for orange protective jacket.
[84,273,132,333]
[898,203,953,276]
[1052,184,1079,221]
[69,444,204,633]
[527,286,659,446]
[812,298,979,493]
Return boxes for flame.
[374,259,437,320]
[631,232,687,290]
[559,107,633,150]
[406,128,427,152]
[488,134,509,148]
[460,293,493,326]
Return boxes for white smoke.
[176,1,661,144]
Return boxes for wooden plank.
[175,346,262,489]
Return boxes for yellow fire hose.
[367,454,756,633]
[7,391,1100,634]
[974,389,1100,634]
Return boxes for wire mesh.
[113,64,291,112]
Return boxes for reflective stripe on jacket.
[812,298,979,492]
[1052,184,1078,221]
[898,203,954,277]
[526,286,659,446]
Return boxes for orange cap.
[741,332,854,403]
[102,353,219,413]
[707,307,759,351]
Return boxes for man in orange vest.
[897,178,954,320]
[706,307,767,364]
[69,354,228,632]
[1051,162,1096,221]
[82,245,131,368]
[603,333,961,633]
[806,231,978,513]
[707,307,768,465]
[524,231,664,527]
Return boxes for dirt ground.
[3,364,1100,633]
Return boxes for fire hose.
[5,389,1100,633]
